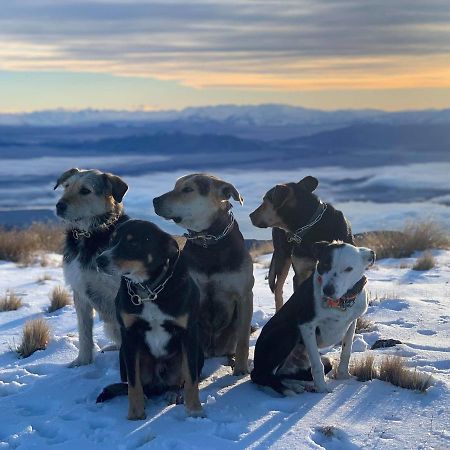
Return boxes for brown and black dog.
[250,176,354,311]
[153,174,253,375]
[96,220,204,420]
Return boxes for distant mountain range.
[1,104,450,130]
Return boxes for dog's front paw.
[233,366,249,376]
[166,390,183,405]
[335,370,352,380]
[314,383,332,394]
[68,354,93,368]
[186,407,206,418]
[127,405,146,421]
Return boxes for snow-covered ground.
[0,250,449,449]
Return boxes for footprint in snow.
[417,329,437,336]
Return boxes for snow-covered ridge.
[0,250,449,449]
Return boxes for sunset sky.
[1,0,450,112]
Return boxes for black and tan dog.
[250,176,354,311]
[54,168,129,367]
[251,241,375,395]
[95,220,204,420]
[153,174,253,375]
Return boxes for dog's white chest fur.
[313,290,368,348]
[141,303,174,358]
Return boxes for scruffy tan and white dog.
[153,174,254,375]
[54,168,129,367]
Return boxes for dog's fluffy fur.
[55,168,129,367]
[153,174,254,375]
[95,220,204,420]
[251,242,375,395]
[250,176,354,310]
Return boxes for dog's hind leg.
[69,292,94,367]
[96,383,128,403]
[336,320,357,380]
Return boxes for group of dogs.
[54,168,375,420]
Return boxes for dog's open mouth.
[171,217,182,224]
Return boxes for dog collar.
[71,214,122,240]
[184,212,235,248]
[287,202,327,245]
[125,249,181,306]
[322,276,367,311]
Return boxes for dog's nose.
[323,284,335,297]
[153,197,161,208]
[56,201,67,215]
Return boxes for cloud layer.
[1,0,450,91]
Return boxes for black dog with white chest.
[251,241,375,395]
[96,220,204,420]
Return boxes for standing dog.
[251,241,375,395]
[250,176,354,311]
[153,174,253,375]
[96,220,204,420]
[54,168,129,367]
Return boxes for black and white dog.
[250,176,354,311]
[96,220,204,420]
[153,174,253,375]
[54,168,129,367]
[251,241,375,395]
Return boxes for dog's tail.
[96,382,128,403]
[251,357,333,395]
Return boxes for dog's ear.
[311,241,330,260]
[298,176,319,192]
[54,168,80,190]
[102,173,128,203]
[216,181,244,205]
[360,247,376,268]
[270,184,290,208]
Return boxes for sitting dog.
[251,241,375,395]
[153,174,253,375]
[54,168,129,367]
[95,220,204,420]
[250,176,354,311]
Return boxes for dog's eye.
[79,187,91,196]
[344,267,353,272]
[182,187,194,193]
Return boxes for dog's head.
[312,241,375,300]
[153,173,243,232]
[96,219,179,283]
[249,176,319,231]
[54,168,128,230]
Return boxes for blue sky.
[1,0,450,112]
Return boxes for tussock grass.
[350,354,376,382]
[355,221,449,259]
[37,273,52,283]
[355,316,374,333]
[412,252,436,271]
[379,356,433,392]
[350,354,433,392]
[48,286,72,312]
[0,291,23,312]
[316,426,337,438]
[0,223,64,265]
[249,241,274,263]
[17,318,51,358]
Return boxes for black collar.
[125,249,180,305]
[287,202,327,245]
[184,212,235,248]
[323,275,367,311]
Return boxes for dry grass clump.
[350,354,432,392]
[412,252,436,271]
[37,273,52,283]
[0,290,23,312]
[17,318,51,358]
[48,286,72,312]
[249,241,274,262]
[378,356,433,392]
[355,316,374,333]
[0,223,64,264]
[350,354,376,382]
[355,221,449,259]
[316,425,337,438]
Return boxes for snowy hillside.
[0,251,449,449]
